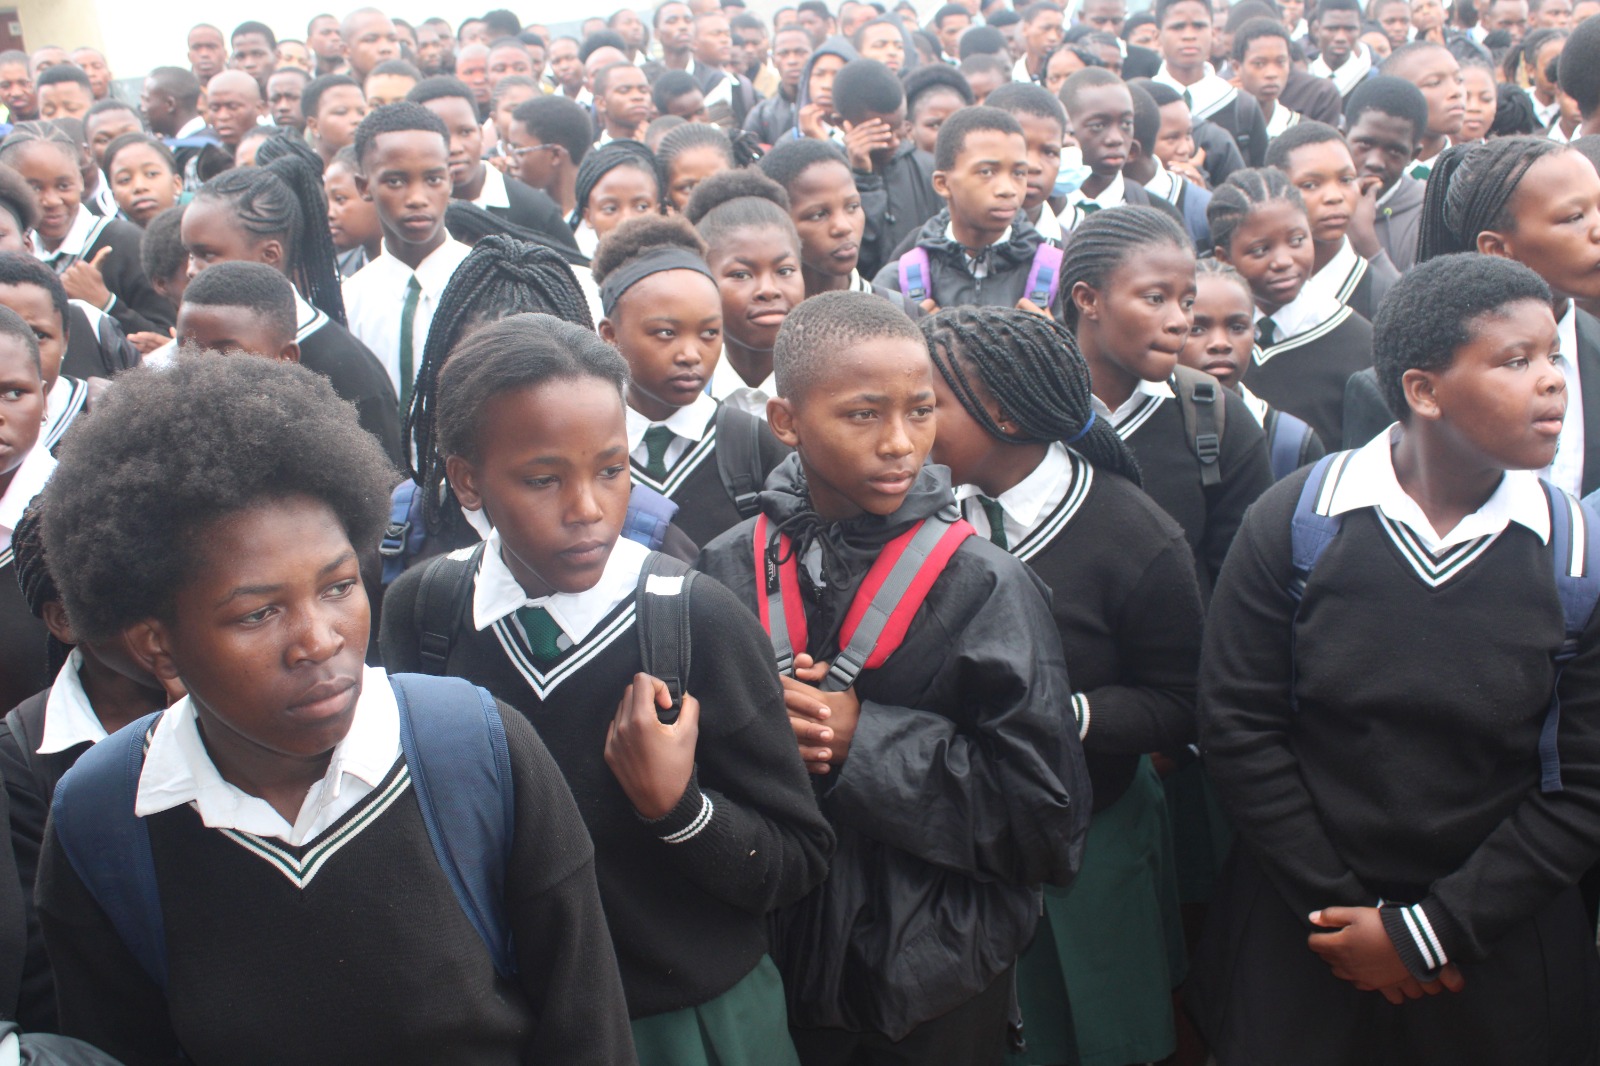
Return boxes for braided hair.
[571,139,662,229]
[1195,255,1254,297]
[1206,166,1305,261]
[253,125,327,173]
[11,502,72,676]
[1059,204,1192,328]
[193,153,347,326]
[1416,137,1566,261]
[923,307,1142,485]
[408,234,593,534]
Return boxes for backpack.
[48,673,520,989]
[409,547,699,723]
[1287,454,1600,793]
[753,510,974,690]
[1263,407,1318,482]
[714,402,777,519]
[896,243,1064,308]
[1170,365,1228,488]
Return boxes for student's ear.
[597,316,618,344]
[353,168,369,198]
[1214,243,1234,267]
[931,168,950,201]
[257,238,287,271]
[445,453,487,513]
[278,340,301,364]
[1401,367,1444,423]
[1070,279,1101,323]
[125,619,189,705]
[40,600,77,645]
[1475,227,1512,260]
[767,396,801,447]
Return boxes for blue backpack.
[897,243,1064,308]
[1289,454,1600,793]
[48,674,519,988]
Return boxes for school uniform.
[1144,161,1213,249]
[336,244,370,279]
[470,164,582,253]
[62,299,140,381]
[1060,174,1186,239]
[957,446,1202,1066]
[625,391,789,547]
[1374,174,1425,272]
[83,176,118,219]
[381,535,832,1061]
[341,236,472,409]
[32,206,175,338]
[1248,287,1374,447]
[1154,63,1269,167]
[696,457,1091,1061]
[1191,435,1600,1065]
[39,374,88,458]
[292,291,404,466]
[1192,118,1249,189]
[1238,384,1328,480]
[1528,85,1561,131]
[1301,236,1398,323]
[1277,69,1345,128]
[36,665,634,1066]
[871,208,1053,309]
[855,141,942,281]
[1409,137,1450,181]
[1307,42,1376,99]
[0,445,55,714]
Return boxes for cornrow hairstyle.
[685,169,800,253]
[194,152,347,325]
[352,101,450,173]
[903,62,974,118]
[0,163,38,232]
[11,502,71,676]
[1561,11,1600,118]
[1195,255,1255,299]
[983,80,1068,129]
[1232,15,1292,62]
[1506,26,1566,86]
[180,260,299,344]
[571,139,663,229]
[1262,119,1344,169]
[1060,204,1192,328]
[1416,137,1565,261]
[303,73,361,121]
[922,306,1142,485]
[1206,166,1306,258]
[1490,80,1538,136]
[1373,253,1551,420]
[1343,73,1429,140]
[933,105,1023,171]
[657,121,734,186]
[408,236,593,532]
[0,252,68,338]
[434,312,628,466]
[591,213,708,282]
[758,137,852,191]
[141,206,187,287]
[0,121,79,168]
[103,133,179,180]
[253,125,325,173]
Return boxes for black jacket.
[871,208,1051,310]
[742,88,797,146]
[62,302,139,381]
[855,141,942,280]
[696,457,1090,1038]
[482,174,582,253]
[1123,43,1163,79]
[48,215,175,338]
[1278,69,1344,128]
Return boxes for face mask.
[1054,144,1091,197]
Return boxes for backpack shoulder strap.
[379,480,426,586]
[635,552,699,724]
[49,712,167,989]
[898,246,933,303]
[622,484,680,551]
[754,513,808,677]
[4,699,56,807]
[1023,242,1064,307]
[1288,453,1344,602]
[1535,485,1600,793]
[714,403,767,519]
[412,543,484,675]
[1266,408,1316,482]
[1171,366,1225,487]
[390,673,517,977]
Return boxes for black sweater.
[0,560,49,713]
[629,405,790,548]
[1246,307,1373,447]
[298,318,404,467]
[55,217,176,338]
[1199,463,1600,978]
[62,303,140,381]
[696,457,1091,1039]
[381,559,833,1018]
[36,701,635,1066]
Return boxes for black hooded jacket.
[697,456,1091,1038]
[871,207,1051,310]
[855,140,942,280]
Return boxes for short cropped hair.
[0,303,39,371]
[303,74,362,120]
[181,260,298,343]
[933,104,1024,171]
[512,94,594,165]
[774,289,924,399]
[1263,119,1345,169]
[353,101,449,170]
[833,59,904,124]
[1344,73,1429,140]
[141,205,188,285]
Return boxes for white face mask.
[1053,144,1090,197]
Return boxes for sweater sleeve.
[500,704,636,1065]
[1200,388,1274,590]
[96,227,175,335]
[853,168,891,282]
[1197,477,1374,920]
[0,711,55,1029]
[825,551,1091,889]
[634,577,835,915]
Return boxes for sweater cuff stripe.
[1071,693,1090,740]
[661,792,713,844]
[1411,904,1448,967]
[1399,906,1436,970]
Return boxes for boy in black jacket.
[697,291,1091,1066]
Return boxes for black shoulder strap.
[413,543,485,675]
[635,552,698,724]
[715,403,768,518]
[1171,365,1225,487]
[3,701,55,807]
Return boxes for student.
[1191,253,1600,1065]
[102,134,183,231]
[365,58,421,109]
[592,62,654,145]
[1058,69,1177,232]
[657,122,735,213]
[35,66,93,123]
[303,74,370,166]
[505,94,592,221]
[0,253,92,454]
[903,63,975,156]
[1126,80,1214,249]
[923,306,1201,1066]
[569,139,663,258]
[872,106,1051,311]
[325,146,382,278]
[1233,17,1302,138]
[1382,41,1465,179]
[1182,258,1328,478]
[792,35,858,144]
[1307,0,1376,97]
[266,66,310,132]
[685,170,808,418]
[1265,121,1399,321]
[744,26,814,145]
[981,82,1069,247]
[33,352,634,1064]
[140,206,188,316]
[1557,12,1600,140]
[184,158,403,465]
[1209,168,1375,447]
[0,303,52,714]
[691,290,1087,1064]
[1459,57,1499,142]
[1344,75,1430,271]
[1152,0,1270,168]
[83,100,142,217]
[174,260,302,361]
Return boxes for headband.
[599,247,715,316]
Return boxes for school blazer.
[1341,308,1600,496]
[489,177,581,253]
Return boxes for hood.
[793,35,862,130]
[913,206,1043,267]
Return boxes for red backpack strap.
[825,516,975,691]
[754,513,809,675]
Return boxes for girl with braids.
[923,307,1202,1066]
[570,139,663,258]
[101,133,182,229]
[1208,166,1374,448]
[0,122,175,340]
[656,122,736,213]
[593,214,790,547]
[684,169,806,418]
[182,158,403,464]
[0,501,164,1033]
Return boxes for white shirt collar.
[1092,376,1176,424]
[1254,284,1343,343]
[470,527,648,638]
[1237,383,1271,427]
[1031,202,1064,243]
[1410,138,1450,179]
[1544,303,1586,496]
[33,206,105,264]
[1298,237,1361,310]
[0,443,55,552]
[1547,119,1580,145]
[953,441,1074,535]
[472,162,512,210]
[371,236,472,302]
[38,648,109,754]
[1153,63,1235,120]
[1308,42,1372,96]
[1528,86,1561,128]
[134,664,402,846]
[1328,425,1552,552]
[848,269,873,293]
[1144,159,1181,204]
[709,352,776,418]
[291,289,327,343]
[625,389,718,451]
[1066,170,1125,210]
[1264,101,1301,137]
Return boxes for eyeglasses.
[508,143,561,160]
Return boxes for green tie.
[1079,201,1101,215]
[641,424,675,481]
[978,495,1009,550]
[1182,88,1193,109]
[1256,317,1278,348]
[398,275,423,413]
[516,605,566,663]
[1411,162,1430,180]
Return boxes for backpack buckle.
[379,519,410,557]
[1195,432,1221,466]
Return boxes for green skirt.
[630,955,801,1066]
[1009,759,1182,1066]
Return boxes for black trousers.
[790,965,1014,1066]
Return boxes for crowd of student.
[0,0,1596,1063]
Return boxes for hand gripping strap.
[898,247,933,303]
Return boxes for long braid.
[408,235,593,533]
[12,502,70,676]
[923,307,1143,486]
[443,200,592,266]
[1058,204,1192,329]
[1416,137,1564,262]
[1205,166,1304,258]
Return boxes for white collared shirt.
[0,444,55,553]
[1330,426,1552,553]
[1264,101,1302,137]
[1011,54,1041,83]
[1528,86,1561,130]
[575,219,599,258]
[1144,159,1182,204]
[31,205,110,269]
[1254,286,1343,350]
[37,649,109,754]
[1092,376,1176,427]
[1237,383,1272,428]
[1548,119,1581,145]
[709,354,775,419]
[1307,42,1373,97]
[472,163,512,210]
[1153,63,1237,121]
[1031,202,1064,244]
[1060,171,1126,235]
[134,664,402,846]
[43,375,79,442]
[954,442,1074,545]
[175,115,207,139]
[471,527,649,642]
[1545,304,1586,497]
[1409,138,1450,180]
[341,237,472,400]
[1297,237,1361,311]
[625,391,719,469]
[942,221,1015,280]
